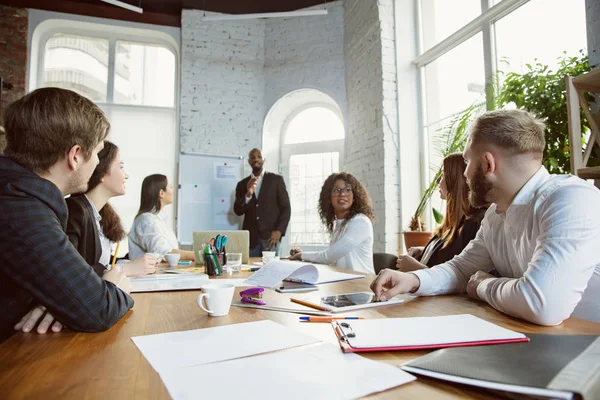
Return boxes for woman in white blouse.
[128,174,195,261]
[289,172,375,274]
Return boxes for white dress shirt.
[245,169,266,203]
[84,195,111,268]
[128,210,179,259]
[301,214,375,274]
[412,166,600,325]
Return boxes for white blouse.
[128,210,179,260]
[301,214,374,274]
[84,195,111,268]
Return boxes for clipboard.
[332,314,529,353]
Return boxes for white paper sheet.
[210,278,250,287]
[131,274,209,292]
[338,314,527,349]
[160,343,416,400]
[244,260,363,288]
[132,320,320,374]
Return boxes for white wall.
[180,11,266,158]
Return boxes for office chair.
[373,253,398,274]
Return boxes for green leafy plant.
[496,51,597,174]
[409,102,486,231]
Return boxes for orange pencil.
[110,242,120,271]
[290,297,329,312]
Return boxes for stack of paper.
[244,260,364,288]
[132,320,415,399]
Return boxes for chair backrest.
[373,253,398,275]
[193,230,250,265]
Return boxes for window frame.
[33,19,178,109]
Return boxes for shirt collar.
[84,194,102,222]
[509,166,550,206]
[250,169,266,179]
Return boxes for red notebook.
[332,314,529,353]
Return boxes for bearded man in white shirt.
[372,109,600,325]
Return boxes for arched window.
[264,90,345,249]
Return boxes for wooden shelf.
[576,166,600,180]
[572,67,600,93]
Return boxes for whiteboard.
[177,152,245,245]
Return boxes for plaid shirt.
[0,157,134,343]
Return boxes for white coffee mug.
[197,283,235,317]
[262,251,276,264]
[165,253,181,267]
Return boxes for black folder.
[402,334,600,400]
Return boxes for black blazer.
[422,208,487,267]
[234,172,291,247]
[65,194,106,277]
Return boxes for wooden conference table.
[1,260,600,399]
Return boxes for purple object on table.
[240,287,266,305]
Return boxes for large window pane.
[424,33,485,124]
[494,0,587,74]
[114,41,176,107]
[289,152,339,245]
[44,34,108,102]
[420,0,481,51]
[284,107,344,144]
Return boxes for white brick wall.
[181,2,346,161]
[264,2,346,120]
[181,11,266,156]
[344,0,400,253]
[587,0,600,70]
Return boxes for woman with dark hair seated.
[289,172,375,274]
[397,152,487,272]
[66,141,157,277]
[128,174,195,261]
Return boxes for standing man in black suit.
[234,148,291,257]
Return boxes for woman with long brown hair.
[128,174,195,261]
[66,141,157,277]
[289,172,376,274]
[397,152,487,272]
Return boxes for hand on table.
[103,268,132,294]
[396,254,426,272]
[370,269,421,301]
[125,255,158,276]
[289,248,302,261]
[14,305,64,334]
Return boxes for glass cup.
[262,251,276,264]
[226,253,243,273]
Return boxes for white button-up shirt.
[84,195,111,268]
[413,166,600,325]
[245,169,266,203]
[128,209,179,259]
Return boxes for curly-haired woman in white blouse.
[128,174,195,261]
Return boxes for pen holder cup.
[203,252,223,276]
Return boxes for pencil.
[290,297,329,312]
[111,242,120,271]
[299,316,365,322]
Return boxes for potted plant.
[403,102,484,250]
[496,51,597,174]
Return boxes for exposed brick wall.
[343,0,399,253]
[0,5,28,121]
[264,2,346,120]
[180,10,266,156]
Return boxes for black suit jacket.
[422,207,487,267]
[234,172,291,247]
[66,194,106,277]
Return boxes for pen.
[110,242,120,271]
[299,316,365,322]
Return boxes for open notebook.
[243,260,364,289]
[402,334,600,400]
[131,274,209,293]
[332,314,528,353]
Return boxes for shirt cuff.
[476,277,495,301]
[410,269,435,295]
[244,195,252,204]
